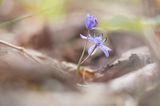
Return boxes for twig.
[0,40,40,63]
[95,46,153,82]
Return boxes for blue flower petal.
[93,35,103,46]
[100,45,110,57]
[88,45,98,56]
[85,14,98,30]
[87,34,95,43]
[97,34,103,41]
[80,32,111,58]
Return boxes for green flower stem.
[77,40,88,73]
[77,38,97,73]
[77,31,90,74]
[80,45,97,64]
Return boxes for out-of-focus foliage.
[100,16,143,32]
[0,0,3,5]
[17,0,66,22]
[100,15,160,33]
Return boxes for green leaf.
[100,15,144,32]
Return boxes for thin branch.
[0,40,40,63]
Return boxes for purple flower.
[85,14,98,30]
[80,34,111,57]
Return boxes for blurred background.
[0,0,159,64]
[0,0,160,106]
